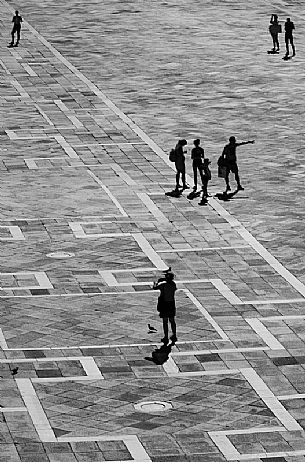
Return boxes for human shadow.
[215,189,239,201]
[145,343,173,365]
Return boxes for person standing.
[9,11,22,47]
[269,14,281,52]
[221,136,255,192]
[174,139,189,192]
[199,158,212,205]
[284,17,295,57]
[153,269,177,345]
[191,139,206,191]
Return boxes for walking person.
[191,139,206,191]
[153,269,177,345]
[284,17,295,58]
[8,10,22,47]
[221,136,255,192]
[174,139,189,192]
[269,14,281,53]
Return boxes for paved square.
[1,0,305,460]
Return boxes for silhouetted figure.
[284,17,295,58]
[145,343,173,365]
[191,139,205,191]
[215,190,239,201]
[9,11,22,47]
[269,14,281,52]
[198,158,212,205]
[153,270,177,345]
[174,139,189,192]
[221,136,254,192]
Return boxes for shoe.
[170,334,177,343]
[8,43,14,48]
[161,337,169,344]
[237,185,244,191]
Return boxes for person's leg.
[169,317,177,341]
[16,27,20,44]
[202,178,208,197]
[193,163,197,190]
[225,166,230,190]
[272,34,276,50]
[233,164,243,189]
[162,318,169,342]
[275,35,280,51]
[285,34,289,54]
[175,170,181,190]
[291,36,295,56]
[199,167,206,189]
[181,165,188,188]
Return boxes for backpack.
[169,148,177,162]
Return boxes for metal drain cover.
[46,252,75,259]
[134,401,172,413]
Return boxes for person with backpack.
[191,139,206,191]
[153,269,177,345]
[171,139,189,192]
[8,11,22,47]
[221,136,255,192]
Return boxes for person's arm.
[236,140,255,147]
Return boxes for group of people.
[170,136,255,202]
[269,15,295,58]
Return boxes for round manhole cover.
[134,401,172,413]
[46,252,75,259]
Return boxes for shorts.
[157,298,176,318]
[226,163,239,174]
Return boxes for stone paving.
[1,0,305,461]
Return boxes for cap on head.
[165,272,174,281]
[229,136,236,143]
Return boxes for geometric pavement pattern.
[1,0,305,461]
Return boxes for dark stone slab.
[36,369,62,378]
[272,357,298,366]
[196,353,221,362]
[81,287,101,293]
[23,350,46,358]
[52,428,71,437]
[30,289,50,296]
